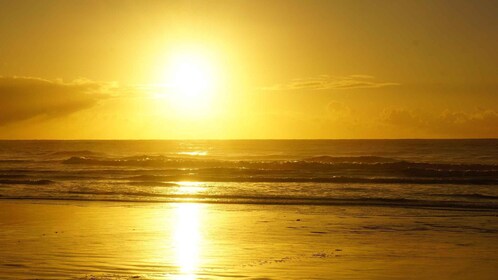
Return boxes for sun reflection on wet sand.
[1,201,497,279]
[172,203,203,280]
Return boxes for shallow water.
[0,200,497,280]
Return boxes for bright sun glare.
[166,51,219,116]
[171,54,214,95]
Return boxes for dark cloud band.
[0,76,110,125]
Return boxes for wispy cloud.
[0,76,114,125]
[264,75,399,91]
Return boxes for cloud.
[380,108,424,127]
[264,75,399,91]
[0,76,111,125]
[380,108,498,137]
[327,101,351,118]
[436,109,498,136]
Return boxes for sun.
[170,54,214,95]
[166,51,219,116]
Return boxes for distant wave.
[57,154,498,184]
[48,150,103,158]
[0,159,31,163]
[2,140,497,212]
[124,174,497,185]
[0,174,28,179]
[1,154,496,185]
[127,181,178,187]
[304,156,399,163]
[431,193,498,200]
[1,194,496,210]
[0,179,54,185]
[62,155,498,171]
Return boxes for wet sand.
[0,200,497,279]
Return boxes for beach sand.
[0,200,497,279]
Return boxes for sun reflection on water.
[175,182,205,196]
[177,151,208,156]
[172,203,203,280]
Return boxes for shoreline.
[1,199,497,279]
[1,197,497,212]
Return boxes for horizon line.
[0,138,497,141]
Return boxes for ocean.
[0,139,497,209]
[1,139,498,279]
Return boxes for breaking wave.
[56,155,498,185]
[1,140,497,210]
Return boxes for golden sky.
[1,0,497,139]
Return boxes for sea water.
[1,139,498,279]
[0,139,497,209]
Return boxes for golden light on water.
[177,151,208,156]
[172,203,203,280]
[175,182,205,195]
